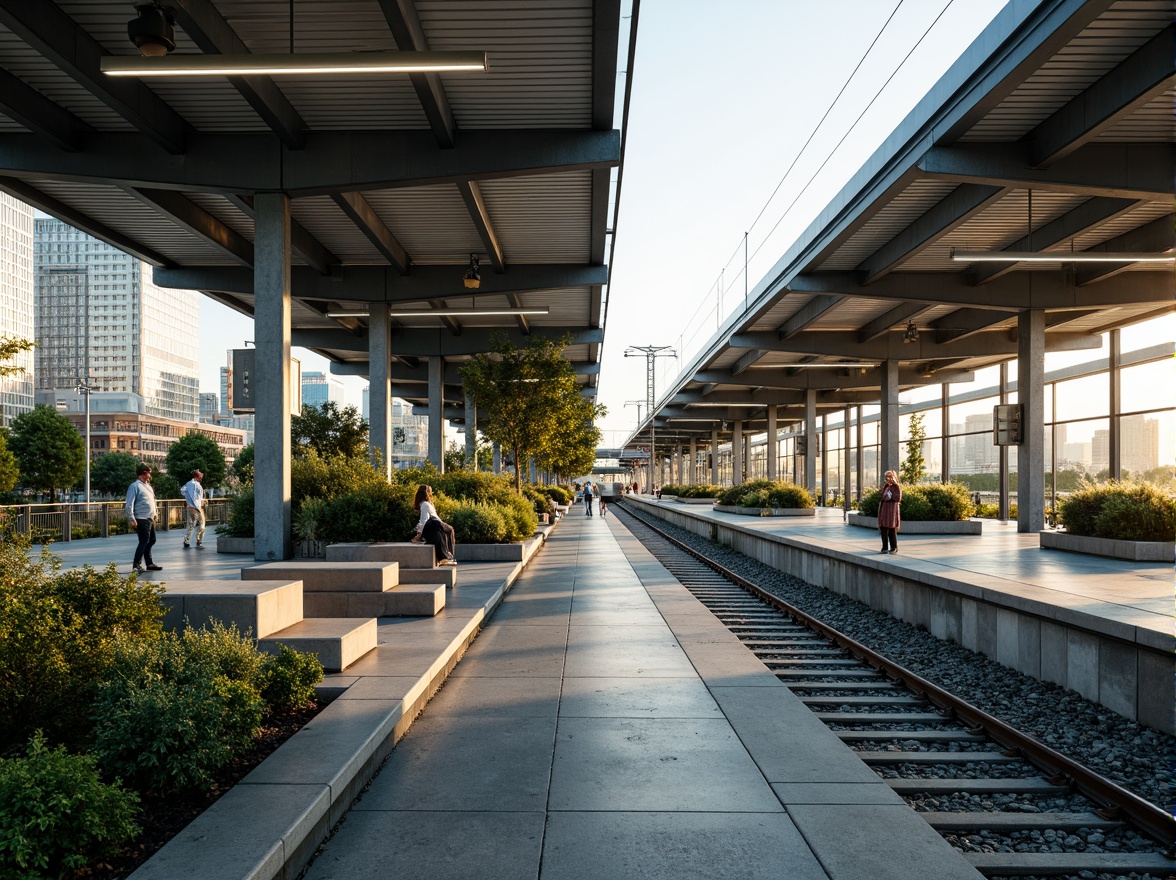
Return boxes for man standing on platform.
[126,464,161,572]
[182,468,206,549]
[583,481,594,516]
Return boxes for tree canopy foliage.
[0,335,34,378]
[233,444,255,485]
[0,430,18,494]
[8,405,85,496]
[460,333,604,493]
[165,432,227,489]
[900,412,927,485]
[291,402,368,459]
[91,452,139,497]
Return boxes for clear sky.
[199,0,1014,433]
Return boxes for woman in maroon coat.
[878,470,902,553]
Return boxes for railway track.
[615,502,1174,880]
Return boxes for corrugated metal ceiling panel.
[478,171,593,262]
[291,196,387,264]
[1095,85,1176,141]
[362,185,483,263]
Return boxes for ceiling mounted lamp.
[102,50,488,77]
[921,363,937,378]
[127,3,175,57]
[786,361,876,368]
[903,321,919,344]
[326,307,549,318]
[950,248,1174,264]
[462,254,482,289]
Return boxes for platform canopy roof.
[625,0,1174,451]
[0,0,627,413]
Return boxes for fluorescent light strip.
[951,249,1175,264]
[327,307,548,318]
[783,362,876,368]
[101,51,488,77]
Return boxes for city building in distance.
[0,192,34,427]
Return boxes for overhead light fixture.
[951,249,1174,264]
[903,321,919,344]
[688,402,763,408]
[785,362,876,368]
[127,3,175,57]
[921,363,937,378]
[326,307,549,318]
[101,50,489,77]
[462,254,482,289]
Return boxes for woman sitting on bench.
[411,484,458,566]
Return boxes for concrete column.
[732,421,744,486]
[766,406,778,480]
[1018,309,1045,532]
[843,406,851,510]
[710,428,718,485]
[492,442,502,474]
[820,414,829,503]
[464,393,477,471]
[999,362,1010,521]
[368,303,392,479]
[689,438,697,485]
[855,405,864,502]
[427,357,444,471]
[940,382,951,483]
[253,193,292,561]
[880,359,900,476]
[804,390,817,491]
[743,432,752,480]
[1109,328,1121,480]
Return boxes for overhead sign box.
[993,403,1023,445]
[228,349,301,416]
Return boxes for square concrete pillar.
[368,303,392,480]
[464,393,477,471]
[1018,309,1045,532]
[689,438,697,485]
[804,390,817,491]
[428,356,444,471]
[710,428,719,484]
[766,406,778,480]
[879,360,900,477]
[732,421,743,486]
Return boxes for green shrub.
[763,483,815,509]
[1060,481,1175,542]
[403,468,517,507]
[858,488,880,517]
[319,484,417,544]
[260,646,323,712]
[449,503,507,544]
[718,480,812,509]
[974,502,1018,519]
[0,732,140,880]
[93,624,264,795]
[499,494,539,541]
[292,496,328,541]
[659,484,681,496]
[900,491,932,522]
[522,485,556,518]
[915,482,974,521]
[676,484,722,499]
[0,534,164,750]
[540,485,573,505]
[220,485,255,537]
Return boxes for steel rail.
[618,502,1175,848]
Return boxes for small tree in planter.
[900,413,927,485]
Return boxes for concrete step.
[304,583,446,618]
[400,566,457,588]
[326,541,436,567]
[160,579,303,639]
[244,561,399,592]
[259,617,377,672]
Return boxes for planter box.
[454,542,525,562]
[1040,530,1174,562]
[294,539,327,558]
[678,497,719,505]
[847,513,982,535]
[658,495,677,501]
[714,505,816,517]
[216,535,255,554]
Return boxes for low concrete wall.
[677,497,719,505]
[848,513,983,535]
[714,505,817,517]
[216,535,255,554]
[629,497,1173,735]
[1040,530,1175,562]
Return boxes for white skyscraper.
[34,219,200,422]
[0,193,34,427]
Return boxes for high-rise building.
[34,219,200,422]
[0,193,34,427]
[301,371,344,409]
[1121,415,1159,476]
[200,392,219,423]
[219,366,230,417]
[1091,429,1110,474]
[362,385,369,423]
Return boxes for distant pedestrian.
[878,470,902,554]
[182,468,206,549]
[583,482,594,516]
[126,464,161,572]
[599,494,608,517]
[412,484,457,566]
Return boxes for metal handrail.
[1,498,233,542]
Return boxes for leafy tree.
[900,412,927,485]
[8,405,85,498]
[461,333,601,494]
[0,430,17,494]
[292,401,368,459]
[233,443,255,485]
[535,395,603,480]
[444,437,495,472]
[91,451,139,497]
[165,431,227,489]
[0,335,34,377]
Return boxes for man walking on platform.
[126,464,161,572]
[583,481,594,516]
[182,468,206,549]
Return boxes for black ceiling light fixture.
[902,321,919,343]
[462,254,482,289]
[127,3,176,58]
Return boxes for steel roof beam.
[692,367,976,390]
[593,0,622,130]
[917,143,1174,200]
[1076,215,1175,287]
[0,68,90,152]
[224,194,338,275]
[0,0,188,154]
[330,192,411,274]
[933,307,1101,345]
[780,295,843,339]
[790,269,1170,310]
[857,303,936,343]
[377,0,457,148]
[292,327,603,356]
[1026,24,1176,168]
[122,187,254,267]
[969,196,1141,285]
[858,184,1007,283]
[154,263,605,301]
[169,0,307,149]
[0,175,172,268]
[0,129,620,195]
[730,329,1100,360]
[731,349,769,375]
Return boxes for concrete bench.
[243,561,399,592]
[259,618,377,672]
[326,542,436,567]
[303,583,446,618]
[160,579,303,638]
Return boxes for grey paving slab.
[334,675,421,701]
[302,810,545,880]
[771,782,907,805]
[564,624,698,677]
[558,676,724,719]
[425,674,563,717]
[548,717,783,812]
[540,811,828,880]
[787,804,985,880]
[447,622,569,677]
[354,713,557,812]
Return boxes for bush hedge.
[858,482,975,521]
[1058,481,1175,542]
[676,484,723,499]
[718,480,814,509]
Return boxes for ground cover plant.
[858,482,975,521]
[674,484,723,499]
[717,480,814,509]
[1057,481,1175,542]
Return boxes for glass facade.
[0,193,34,427]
